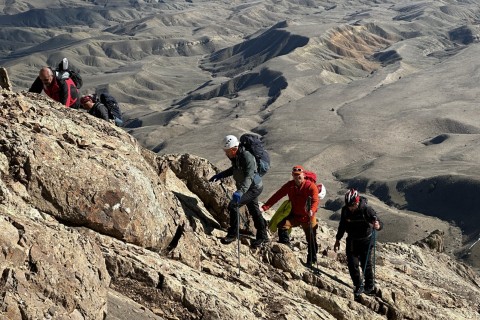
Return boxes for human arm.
[308,183,319,216]
[96,103,110,121]
[28,77,43,93]
[334,210,346,252]
[366,206,383,231]
[208,167,233,182]
[262,182,290,210]
[236,150,256,194]
[57,78,69,105]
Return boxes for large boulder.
[0,91,187,250]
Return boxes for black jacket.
[336,197,383,241]
[88,102,110,122]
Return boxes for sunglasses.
[292,168,303,172]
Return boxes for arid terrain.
[1,1,480,312]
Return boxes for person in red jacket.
[29,67,79,108]
[262,165,319,266]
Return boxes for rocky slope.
[0,90,479,319]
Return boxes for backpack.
[55,58,83,89]
[99,92,122,120]
[304,170,327,199]
[67,69,83,89]
[239,133,270,176]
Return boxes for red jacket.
[264,180,319,223]
[44,77,79,108]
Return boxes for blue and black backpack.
[239,133,270,176]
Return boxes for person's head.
[39,67,54,87]
[80,95,94,110]
[222,135,239,159]
[291,165,305,186]
[345,188,360,211]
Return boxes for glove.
[209,173,223,182]
[261,205,270,212]
[232,191,242,204]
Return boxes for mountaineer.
[208,135,268,248]
[334,188,383,298]
[29,66,80,109]
[80,95,110,122]
[261,165,319,267]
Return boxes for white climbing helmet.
[222,135,239,150]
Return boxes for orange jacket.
[264,180,319,223]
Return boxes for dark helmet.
[345,188,360,206]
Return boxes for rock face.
[0,91,479,319]
[0,68,12,91]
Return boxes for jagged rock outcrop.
[0,68,12,91]
[414,229,445,252]
[0,91,479,320]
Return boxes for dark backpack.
[67,69,83,89]
[239,133,270,176]
[99,92,122,120]
[56,59,83,89]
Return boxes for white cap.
[222,135,239,150]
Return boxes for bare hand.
[373,220,380,230]
[334,240,340,252]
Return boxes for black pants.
[346,237,374,289]
[227,184,266,239]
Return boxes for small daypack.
[304,170,327,199]
[239,133,270,176]
[99,92,122,121]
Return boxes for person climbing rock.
[209,134,268,248]
[261,165,319,266]
[334,189,383,298]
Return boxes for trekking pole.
[361,229,376,289]
[468,236,480,251]
[306,196,316,268]
[237,203,241,277]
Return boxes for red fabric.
[44,77,78,108]
[304,171,317,183]
[43,78,61,102]
[264,180,319,223]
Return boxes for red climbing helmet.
[345,188,360,206]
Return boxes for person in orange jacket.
[262,165,319,266]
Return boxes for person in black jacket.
[334,189,383,297]
[208,135,268,248]
[80,95,109,122]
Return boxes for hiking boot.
[354,285,364,297]
[221,234,236,245]
[250,237,268,248]
[364,286,376,296]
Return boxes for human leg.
[221,200,239,244]
[301,219,318,266]
[346,239,363,295]
[242,185,268,247]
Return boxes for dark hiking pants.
[346,236,374,289]
[227,184,266,239]
[278,215,318,263]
